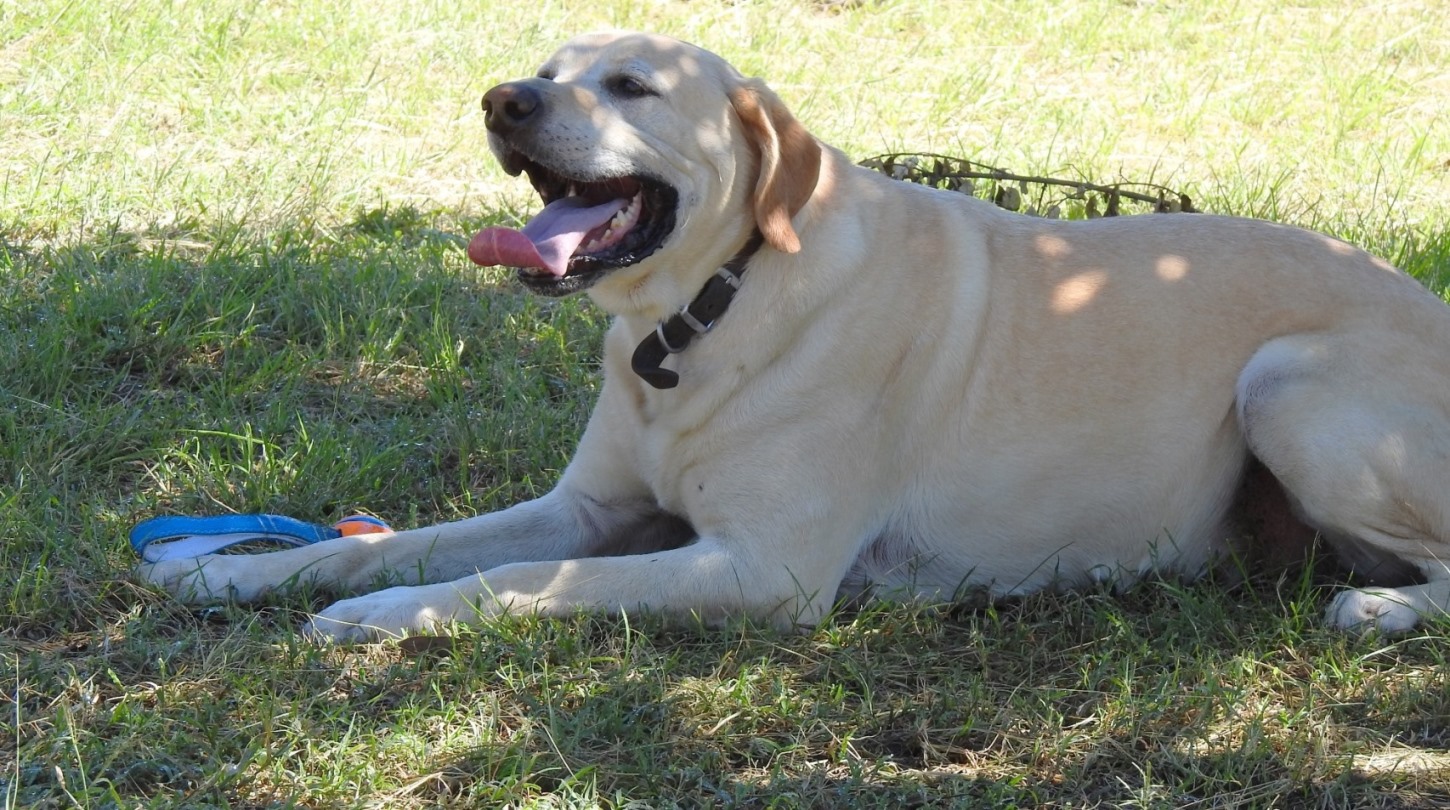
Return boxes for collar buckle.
[630,230,765,390]
[677,306,713,337]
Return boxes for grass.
[3,0,1450,806]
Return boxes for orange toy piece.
[335,516,393,536]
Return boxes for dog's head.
[469,32,822,309]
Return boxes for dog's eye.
[608,75,656,99]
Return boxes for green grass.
[4,0,1450,807]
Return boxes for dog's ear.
[729,80,822,254]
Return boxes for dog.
[142,31,1450,642]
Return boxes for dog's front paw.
[138,555,272,604]
[303,584,471,643]
[1325,587,1420,634]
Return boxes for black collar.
[630,230,765,389]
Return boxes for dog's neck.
[629,229,765,389]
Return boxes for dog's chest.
[632,402,748,522]
[637,420,706,517]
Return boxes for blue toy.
[130,513,391,563]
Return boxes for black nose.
[482,82,543,135]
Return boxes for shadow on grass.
[3,207,1450,807]
[394,588,1450,808]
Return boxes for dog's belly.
[840,423,1249,602]
[839,511,1232,603]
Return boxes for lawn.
[3,0,1449,807]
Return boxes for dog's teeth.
[603,192,643,236]
[575,189,647,256]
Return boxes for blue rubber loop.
[129,514,338,556]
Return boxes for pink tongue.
[468,196,630,277]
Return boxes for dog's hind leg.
[1235,334,1450,633]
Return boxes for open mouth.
[468,149,678,295]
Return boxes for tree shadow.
[4,205,1450,807]
[390,591,1450,809]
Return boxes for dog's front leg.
[298,396,897,642]
[139,486,651,605]
[305,463,881,642]
[304,533,844,642]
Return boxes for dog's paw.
[303,584,469,644]
[137,555,271,604]
[1325,587,1421,634]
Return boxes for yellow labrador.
[142,32,1450,642]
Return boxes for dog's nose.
[482,82,543,135]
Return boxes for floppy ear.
[729,79,822,254]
